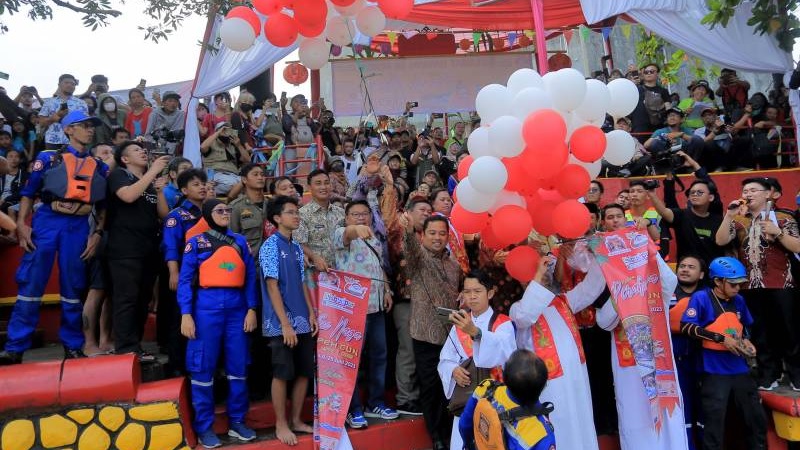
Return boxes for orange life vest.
[41,151,106,204]
[702,311,743,351]
[198,235,246,289]
[455,313,511,382]
[669,296,691,333]
[186,218,210,241]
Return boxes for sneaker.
[135,351,157,363]
[64,348,87,359]
[758,380,779,391]
[365,405,399,420]
[197,429,222,449]
[791,382,800,392]
[396,403,423,416]
[346,411,368,429]
[0,350,23,366]
[228,422,256,442]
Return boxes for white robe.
[595,255,689,450]
[437,307,517,450]
[510,262,606,450]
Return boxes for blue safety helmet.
[708,257,748,284]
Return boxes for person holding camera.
[200,122,251,197]
[38,74,89,149]
[644,108,704,169]
[282,94,319,173]
[410,135,441,189]
[679,257,765,450]
[144,91,186,155]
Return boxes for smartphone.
[431,113,444,119]
[281,91,287,100]
[407,112,414,117]
[410,101,419,107]
[150,151,169,158]
[60,102,69,111]
[139,79,147,87]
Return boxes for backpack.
[642,88,666,127]
[472,380,554,450]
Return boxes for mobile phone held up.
[436,306,458,323]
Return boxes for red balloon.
[264,12,298,47]
[521,142,568,180]
[253,0,284,16]
[330,0,355,5]
[555,164,591,199]
[524,190,542,217]
[522,109,567,149]
[553,200,591,239]
[491,205,532,246]
[530,201,557,237]
[450,203,489,234]
[570,125,607,162]
[298,18,325,38]
[505,246,541,283]
[283,62,309,85]
[457,155,474,181]
[293,0,327,27]
[538,188,564,203]
[480,221,504,250]
[377,0,414,19]
[227,6,261,35]
[459,38,471,51]
[503,156,527,192]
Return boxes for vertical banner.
[313,270,371,450]
[590,228,679,432]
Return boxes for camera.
[409,101,419,107]
[642,179,660,190]
[152,128,184,143]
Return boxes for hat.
[700,106,717,115]
[615,116,632,125]
[91,74,108,84]
[214,121,230,131]
[162,91,181,101]
[666,107,685,117]
[61,110,102,127]
[689,79,715,100]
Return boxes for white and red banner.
[314,270,371,450]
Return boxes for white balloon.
[574,79,611,123]
[563,111,591,141]
[511,87,552,121]
[488,116,525,158]
[456,177,497,213]
[488,190,527,215]
[607,78,640,117]
[568,154,602,179]
[325,15,355,47]
[467,126,493,158]
[298,38,331,70]
[468,156,508,194]
[475,84,512,125]
[604,129,637,166]
[507,68,544,96]
[333,0,365,16]
[544,68,587,112]
[220,18,256,52]
[355,6,385,37]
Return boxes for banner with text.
[591,228,679,432]
[314,270,371,450]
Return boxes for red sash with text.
[531,295,585,379]
[314,270,371,450]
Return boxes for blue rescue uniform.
[5,146,109,354]
[177,230,258,434]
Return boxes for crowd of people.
[0,63,798,450]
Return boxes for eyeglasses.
[725,281,747,288]
[688,190,707,196]
[741,188,767,195]
[588,188,601,194]
[643,69,657,75]
[348,212,371,218]
[281,210,300,216]
[212,207,233,215]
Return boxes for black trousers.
[109,254,159,355]
[412,339,450,444]
[743,288,800,384]
[700,373,766,450]
[580,326,618,435]
[157,262,186,375]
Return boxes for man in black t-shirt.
[628,63,672,141]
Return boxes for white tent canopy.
[183,0,793,166]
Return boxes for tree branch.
[49,0,122,17]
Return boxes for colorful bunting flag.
[620,24,632,39]
[387,31,397,46]
[579,25,591,41]
[508,31,518,47]
[564,29,574,44]
[601,27,612,40]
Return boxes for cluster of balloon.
[449,68,640,282]
[220,0,414,71]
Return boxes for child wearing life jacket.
[459,349,555,450]
[680,257,766,450]
[178,198,258,448]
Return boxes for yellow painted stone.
[128,402,179,422]
[77,423,111,450]
[147,423,183,450]
[98,406,126,432]
[1,419,35,450]
[40,414,79,448]
[67,408,95,425]
[115,423,146,450]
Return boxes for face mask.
[240,104,253,113]
[103,102,116,112]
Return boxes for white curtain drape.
[581,0,792,74]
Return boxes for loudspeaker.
[240,69,273,105]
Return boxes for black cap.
[666,107,685,117]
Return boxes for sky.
[0,2,307,101]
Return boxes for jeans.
[351,312,388,411]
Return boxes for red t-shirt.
[125,107,153,138]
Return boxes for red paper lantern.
[522,109,567,149]
[548,53,572,71]
[265,12,299,47]
[459,38,471,51]
[283,62,309,85]
[555,164,591,199]
[227,6,261,35]
[450,203,489,234]
[530,200,558,237]
[253,0,284,16]
[293,0,327,27]
[491,205,532,247]
[521,142,568,180]
[519,35,532,47]
[570,125,607,162]
[457,155,474,181]
[377,0,414,19]
[553,200,591,239]
[503,156,527,192]
[505,246,541,283]
[492,37,505,50]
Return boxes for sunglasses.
[212,207,233,215]
[643,69,657,75]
